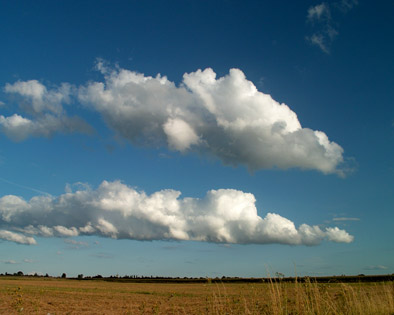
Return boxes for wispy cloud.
[306,1,358,53]
[336,0,358,13]
[333,217,360,221]
[161,245,182,250]
[307,3,330,21]
[1,259,18,264]
[91,252,113,259]
[64,239,89,249]
[0,177,51,196]
[308,33,330,54]
[364,265,388,271]
[27,271,43,276]
[0,180,354,246]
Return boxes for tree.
[78,274,84,279]
[61,273,67,278]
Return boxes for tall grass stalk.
[209,278,394,315]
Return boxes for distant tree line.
[1,271,393,283]
[0,271,50,277]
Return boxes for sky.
[0,0,393,278]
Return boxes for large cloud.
[79,64,344,174]
[2,64,345,174]
[1,80,91,141]
[0,180,353,245]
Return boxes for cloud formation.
[64,239,89,249]
[363,265,388,271]
[5,80,70,115]
[0,229,36,245]
[307,3,330,21]
[1,63,346,174]
[1,259,18,264]
[0,180,353,246]
[306,0,358,53]
[79,64,344,174]
[332,217,360,221]
[1,80,91,141]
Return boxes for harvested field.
[0,277,393,314]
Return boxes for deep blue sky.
[0,0,393,277]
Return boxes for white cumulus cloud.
[1,80,92,141]
[4,80,71,115]
[0,180,353,246]
[0,229,37,245]
[325,227,354,243]
[1,63,346,174]
[163,118,200,151]
[79,64,344,174]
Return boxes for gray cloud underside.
[1,80,91,141]
[0,180,353,246]
[78,63,344,174]
[0,113,91,141]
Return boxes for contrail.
[0,177,51,197]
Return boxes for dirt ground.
[0,277,393,314]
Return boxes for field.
[0,277,393,314]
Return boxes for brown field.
[0,277,393,314]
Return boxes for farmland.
[0,276,393,314]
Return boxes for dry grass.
[0,277,393,314]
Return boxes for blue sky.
[0,0,393,278]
